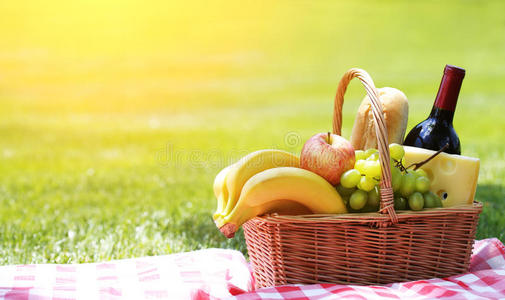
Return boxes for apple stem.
[327,132,331,144]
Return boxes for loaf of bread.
[350,87,409,150]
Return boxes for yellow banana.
[216,167,347,238]
[212,165,232,220]
[220,149,300,218]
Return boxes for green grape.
[366,152,379,161]
[389,158,396,170]
[400,173,416,197]
[389,143,405,161]
[340,169,361,188]
[350,190,367,210]
[391,167,402,192]
[336,185,356,197]
[409,170,419,179]
[355,150,367,161]
[365,160,382,179]
[364,148,378,158]
[434,193,443,207]
[367,186,380,208]
[354,160,367,174]
[357,176,375,192]
[415,176,430,193]
[423,192,436,208]
[408,192,424,211]
[415,169,428,178]
[394,196,408,210]
[424,191,442,208]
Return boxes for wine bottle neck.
[433,65,465,112]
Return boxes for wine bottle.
[403,64,465,155]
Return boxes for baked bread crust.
[350,87,409,150]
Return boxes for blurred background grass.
[0,0,504,264]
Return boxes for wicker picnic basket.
[243,68,482,288]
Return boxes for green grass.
[0,0,504,264]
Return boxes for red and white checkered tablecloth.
[230,238,505,300]
[0,248,253,300]
[0,238,504,300]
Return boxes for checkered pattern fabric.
[0,248,253,299]
[229,238,505,300]
[0,239,504,299]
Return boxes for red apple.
[300,133,355,185]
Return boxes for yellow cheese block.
[403,146,479,207]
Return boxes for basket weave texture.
[243,68,482,288]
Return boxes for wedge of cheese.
[403,146,479,207]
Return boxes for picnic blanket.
[0,238,504,300]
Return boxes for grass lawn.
[0,0,504,264]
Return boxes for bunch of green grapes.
[336,143,442,212]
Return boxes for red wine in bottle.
[403,65,465,155]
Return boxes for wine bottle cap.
[444,65,466,78]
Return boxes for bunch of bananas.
[213,149,347,238]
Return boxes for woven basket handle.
[333,68,398,224]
